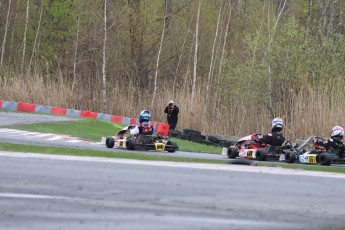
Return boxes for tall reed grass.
[1,73,345,141]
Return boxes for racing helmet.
[139,110,151,123]
[271,117,284,130]
[330,126,344,139]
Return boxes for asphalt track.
[0,112,345,230]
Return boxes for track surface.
[0,112,345,229]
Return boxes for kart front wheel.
[106,137,115,148]
[256,149,267,161]
[167,140,178,153]
[227,146,238,159]
[319,152,331,166]
[126,138,136,150]
[285,150,296,163]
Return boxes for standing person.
[164,100,179,130]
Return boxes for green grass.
[0,142,223,164]
[4,119,223,154]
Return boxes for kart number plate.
[308,155,317,164]
[119,141,124,147]
[247,150,253,157]
[155,143,165,151]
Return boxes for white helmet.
[271,117,284,129]
[330,126,344,139]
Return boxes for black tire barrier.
[207,135,222,143]
[171,129,240,147]
[183,129,201,135]
[169,130,182,137]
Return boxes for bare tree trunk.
[72,0,82,92]
[28,0,43,74]
[191,0,202,113]
[214,1,232,123]
[151,0,168,107]
[0,0,12,69]
[101,0,108,113]
[9,0,19,65]
[204,0,223,116]
[173,19,192,98]
[264,0,286,117]
[21,0,29,73]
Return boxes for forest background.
[1,0,345,140]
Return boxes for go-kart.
[227,134,292,161]
[282,136,344,166]
[105,126,179,152]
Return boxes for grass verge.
[0,142,223,164]
[4,119,223,154]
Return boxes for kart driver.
[253,117,285,146]
[130,110,154,136]
[312,126,345,156]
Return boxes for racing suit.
[313,137,345,157]
[256,129,285,146]
[130,123,154,136]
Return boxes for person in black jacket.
[313,126,345,157]
[164,100,179,130]
[254,117,285,146]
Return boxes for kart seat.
[265,145,283,154]
[137,134,154,144]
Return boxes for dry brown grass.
[1,73,345,141]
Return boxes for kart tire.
[183,129,201,135]
[105,137,115,148]
[256,149,267,161]
[167,140,178,153]
[180,133,192,140]
[227,146,239,159]
[285,150,296,163]
[190,133,206,141]
[207,135,222,143]
[169,130,182,137]
[126,138,136,150]
[319,152,332,166]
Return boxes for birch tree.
[151,0,168,107]
[28,0,43,73]
[0,0,12,69]
[72,0,82,92]
[265,0,287,117]
[101,0,107,113]
[21,0,30,73]
[203,0,223,116]
[191,0,202,112]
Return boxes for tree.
[101,0,108,113]
[151,0,168,107]
[0,0,12,69]
[191,0,202,113]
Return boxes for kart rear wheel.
[319,152,331,166]
[227,146,238,159]
[285,150,296,163]
[256,149,267,161]
[106,137,115,148]
[126,138,136,150]
[167,140,178,153]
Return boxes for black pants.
[168,121,177,130]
